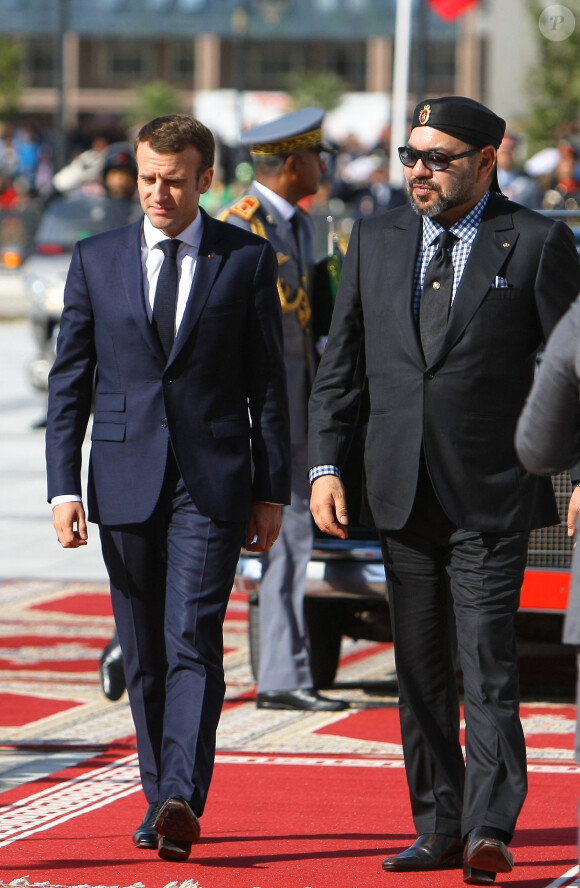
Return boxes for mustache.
[408,177,441,190]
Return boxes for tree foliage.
[0,38,22,121]
[285,70,345,112]
[123,80,183,131]
[525,0,580,153]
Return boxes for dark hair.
[135,114,215,174]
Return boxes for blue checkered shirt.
[309,191,491,484]
[412,190,489,319]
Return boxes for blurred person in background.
[496,134,542,209]
[219,107,348,713]
[515,296,580,873]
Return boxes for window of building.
[100,40,154,82]
[172,42,194,81]
[24,39,56,88]
[222,39,366,92]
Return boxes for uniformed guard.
[219,107,348,712]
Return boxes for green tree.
[0,38,22,121]
[123,80,183,132]
[285,70,345,112]
[525,0,580,153]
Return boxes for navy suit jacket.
[46,209,291,526]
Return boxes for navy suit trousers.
[99,449,244,816]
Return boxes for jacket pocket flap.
[91,422,126,442]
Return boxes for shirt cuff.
[51,495,82,509]
[309,465,341,484]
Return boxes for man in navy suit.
[46,114,291,862]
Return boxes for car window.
[33,195,140,250]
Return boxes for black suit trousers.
[379,459,528,839]
[99,448,244,816]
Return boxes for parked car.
[22,192,140,393]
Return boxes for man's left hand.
[245,501,282,552]
[568,486,580,537]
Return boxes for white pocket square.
[492,276,510,288]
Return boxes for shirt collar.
[143,210,204,250]
[422,190,490,248]
[252,180,296,222]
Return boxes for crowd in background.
[3,117,580,256]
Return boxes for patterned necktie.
[153,239,181,358]
[419,230,457,365]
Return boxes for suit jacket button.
[161,418,168,428]
[426,371,435,380]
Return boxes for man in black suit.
[308,96,580,885]
[46,114,290,861]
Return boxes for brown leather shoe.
[155,796,201,861]
[382,833,463,871]
[463,828,513,884]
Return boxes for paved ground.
[0,316,107,582]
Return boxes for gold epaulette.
[227,195,261,221]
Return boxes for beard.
[407,168,476,218]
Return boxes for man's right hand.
[53,502,88,548]
[310,474,349,539]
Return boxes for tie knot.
[438,230,456,252]
[159,239,181,259]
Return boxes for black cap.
[411,97,506,150]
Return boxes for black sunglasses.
[398,146,479,171]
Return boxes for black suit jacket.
[308,193,580,533]
[46,209,291,526]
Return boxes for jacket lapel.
[117,219,167,360]
[387,209,423,351]
[435,194,518,362]
[170,209,223,359]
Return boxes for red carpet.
[0,579,578,888]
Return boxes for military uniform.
[220,180,317,692]
[218,109,347,709]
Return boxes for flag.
[427,0,479,21]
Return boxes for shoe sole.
[257,701,348,711]
[155,798,201,844]
[465,840,513,874]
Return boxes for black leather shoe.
[463,828,513,884]
[99,633,126,701]
[132,802,160,849]
[256,688,349,711]
[155,796,201,861]
[382,834,463,871]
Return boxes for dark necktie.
[153,239,181,358]
[419,230,456,365]
[290,212,302,273]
